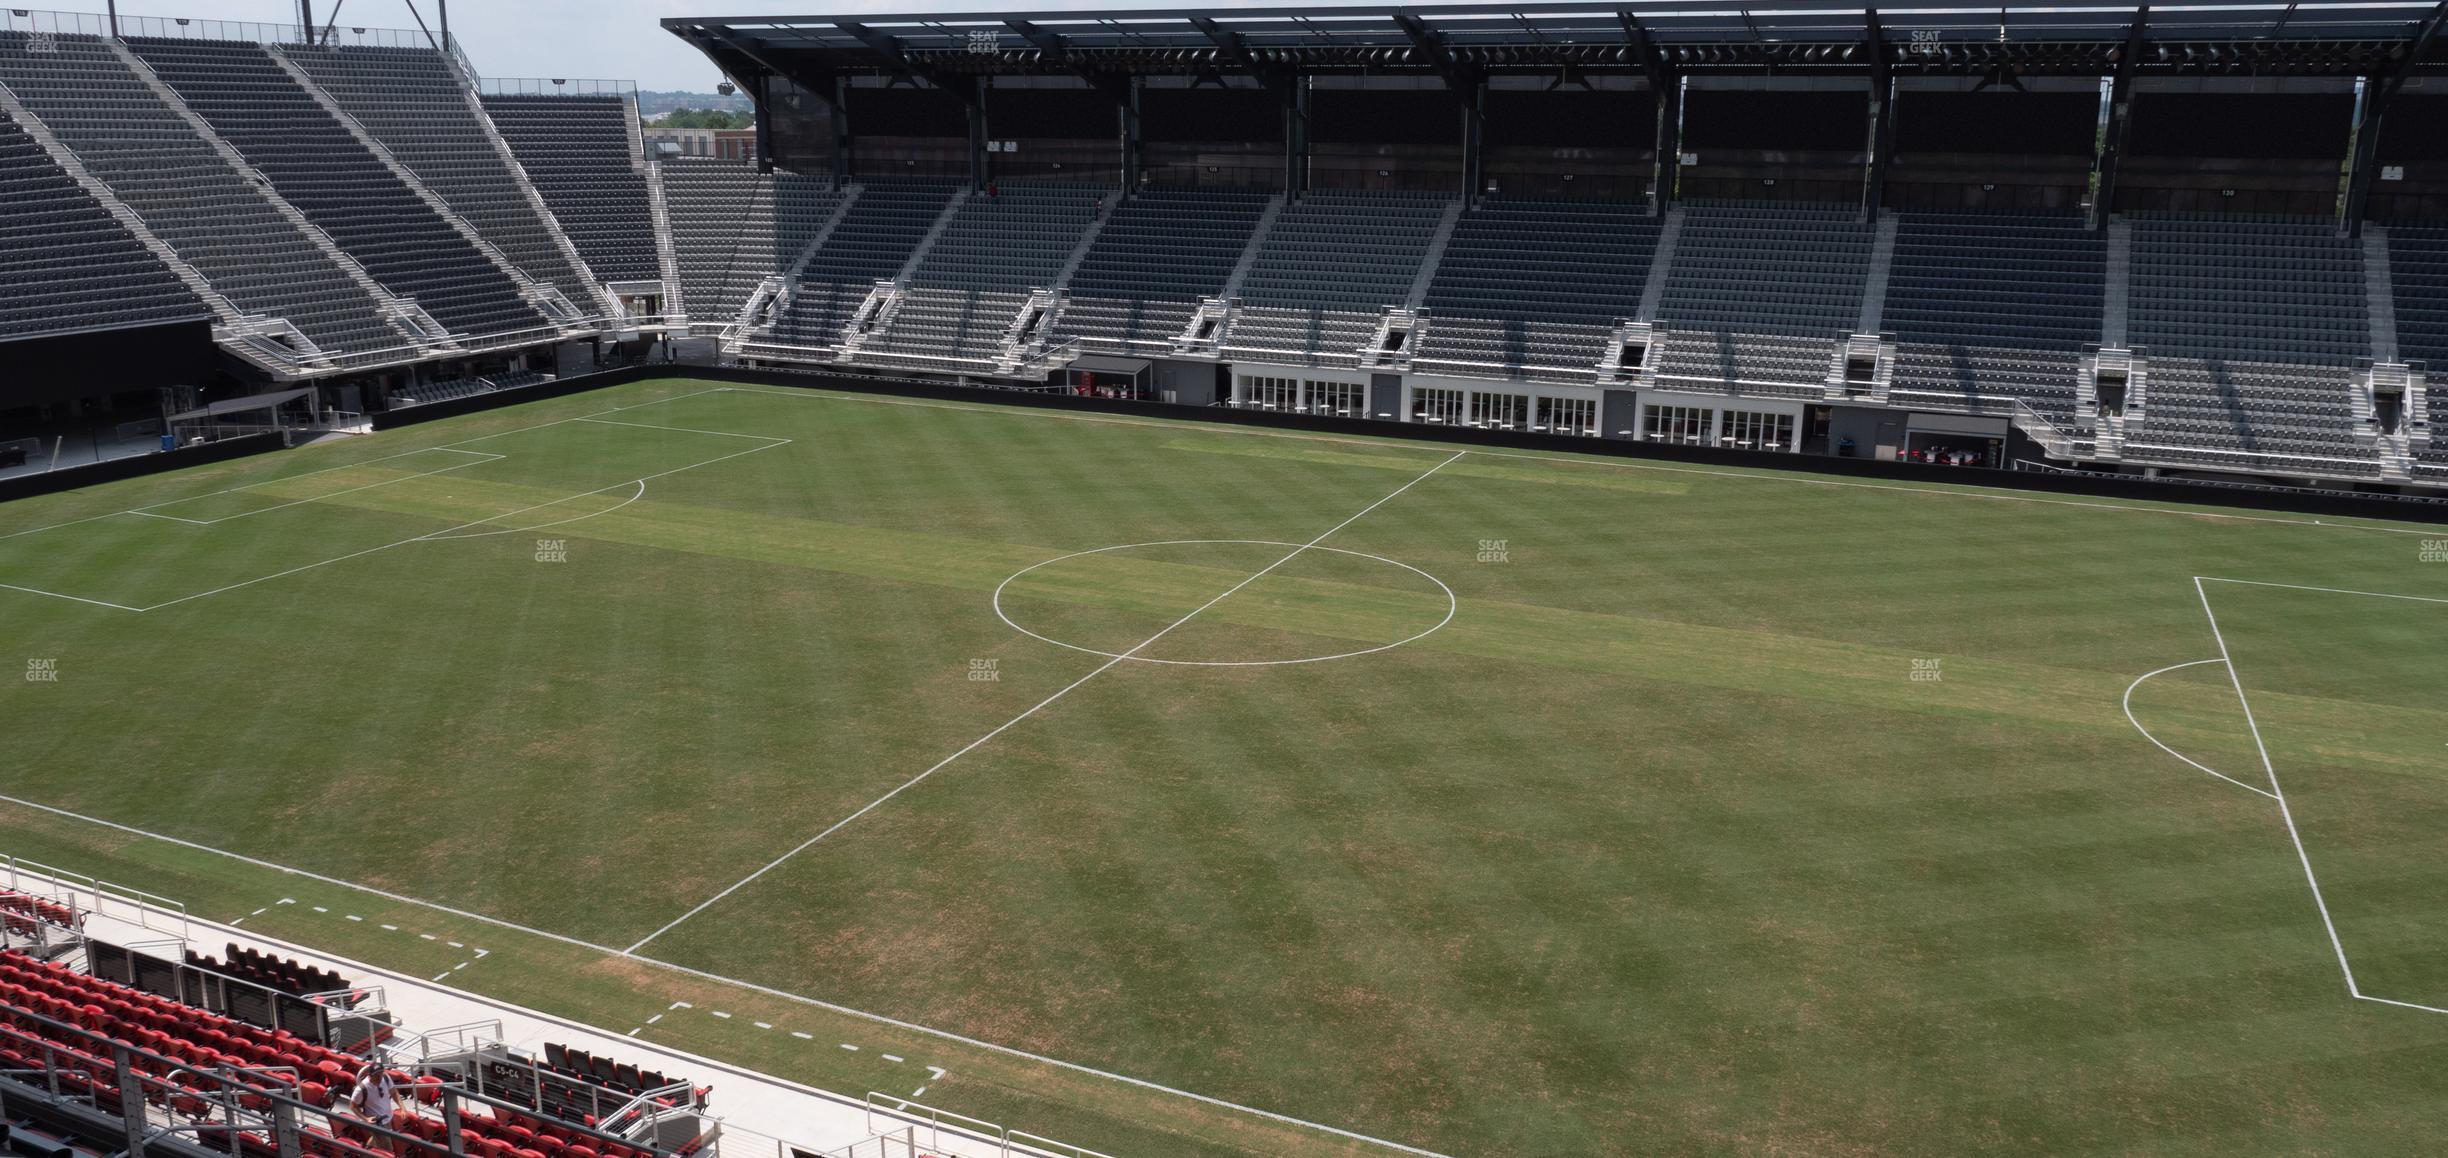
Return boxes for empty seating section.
[656,159,839,331]
[0,950,365,1106]
[2394,223,2443,511]
[392,376,499,406]
[124,37,546,340]
[769,181,958,349]
[2391,223,2448,367]
[2424,388,2448,482]
[1237,191,1449,309]
[0,107,198,340]
[537,1042,705,1111]
[188,944,345,997]
[0,33,399,360]
[2125,214,2373,471]
[1223,308,1379,369]
[1655,201,1871,385]
[2126,358,2376,474]
[483,95,660,284]
[860,184,1103,369]
[657,158,764,328]
[1415,197,1660,382]
[910,184,1103,292]
[853,288,1023,370]
[1884,210,2104,421]
[281,45,593,307]
[0,890,79,937]
[1054,187,1271,352]
[2129,213,2368,363]
[1224,191,1449,365]
[0,950,712,1158]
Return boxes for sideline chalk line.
[0,792,1460,1157]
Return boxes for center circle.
[991,539,1457,667]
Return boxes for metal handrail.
[480,78,639,97]
[0,8,444,48]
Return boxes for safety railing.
[860,1093,1115,1158]
[447,1047,703,1140]
[0,8,112,35]
[379,1021,502,1066]
[0,997,681,1158]
[481,78,639,97]
[0,856,188,938]
[0,8,444,48]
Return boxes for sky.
[95,1,1214,91]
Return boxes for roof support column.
[2343,0,2448,235]
[1393,11,1484,199]
[1460,77,1485,199]
[1285,76,1310,197]
[968,76,990,190]
[1863,82,1894,220]
[2343,87,2390,237]
[1121,74,1144,192]
[1624,15,1679,216]
[1652,79,1681,214]
[2092,6,2149,230]
[753,71,774,174]
[830,75,850,181]
[1862,9,1894,221]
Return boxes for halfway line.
[2194,576,2360,996]
[623,448,1468,954]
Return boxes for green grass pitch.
[1,377,2444,1156]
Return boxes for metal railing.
[379,1021,502,1066]
[0,995,668,1158]
[0,8,116,35]
[1879,388,2086,457]
[0,8,442,48]
[441,1045,704,1139]
[2011,456,2448,505]
[0,855,187,938]
[860,1094,1115,1158]
[480,78,639,97]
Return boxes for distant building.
[643,127,756,162]
[635,90,754,118]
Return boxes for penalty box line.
[0,792,1459,1158]
[0,385,734,546]
[122,447,507,526]
[0,445,506,544]
[623,447,1473,956]
[2191,575,2448,1018]
[0,387,765,614]
[141,426,790,612]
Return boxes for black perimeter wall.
[0,320,219,409]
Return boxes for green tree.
[656,108,750,130]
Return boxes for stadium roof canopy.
[666,0,2448,83]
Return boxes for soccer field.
[2,377,2445,1156]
